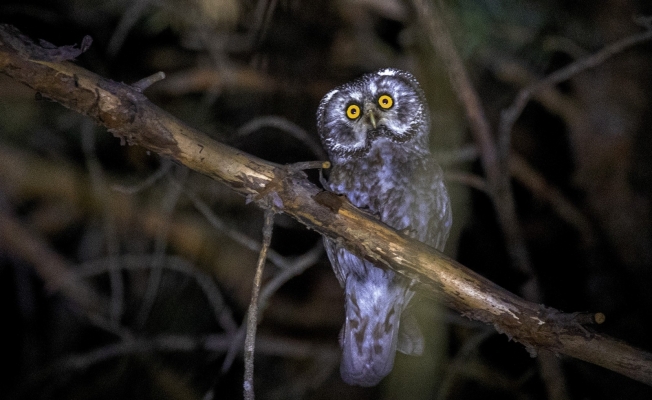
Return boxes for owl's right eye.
[346,104,361,120]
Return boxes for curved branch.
[498,27,652,156]
[1,25,651,386]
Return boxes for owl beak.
[366,109,377,129]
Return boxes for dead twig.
[112,158,174,194]
[443,171,490,195]
[136,166,189,327]
[76,254,238,333]
[107,0,153,56]
[219,243,323,374]
[498,25,652,160]
[0,208,107,314]
[244,209,275,400]
[81,120,124,322]
[237,116,328,160]
[510,153,596,247]
[178,179,292,269]
[56,332,337,372]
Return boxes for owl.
[317,68,452,386]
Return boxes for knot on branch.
[540,308,606,340]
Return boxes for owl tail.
[339,276,423,387]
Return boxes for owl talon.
[400,227,419,238]
[285,160,330,172]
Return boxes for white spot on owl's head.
[377,69,397,76]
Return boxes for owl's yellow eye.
[378,94,393,109]
[346,104,361,120]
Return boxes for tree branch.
[498,26,652,158]
[244,210,274,400]
[1,25,652,386]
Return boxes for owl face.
[317,69,429,160]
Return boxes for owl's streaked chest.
[327,138,431,233]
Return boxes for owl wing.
[411,158,452,252]
[376,157,451,252]
[323,237,348,287]
[426,178,453,252]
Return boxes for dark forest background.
[1,0,652,399]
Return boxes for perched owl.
[317,68,452,387]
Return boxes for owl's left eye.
[346,104,361,120]
[378,94,393,109]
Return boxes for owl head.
[317,68,430,161]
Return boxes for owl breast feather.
[328,138,448,247]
